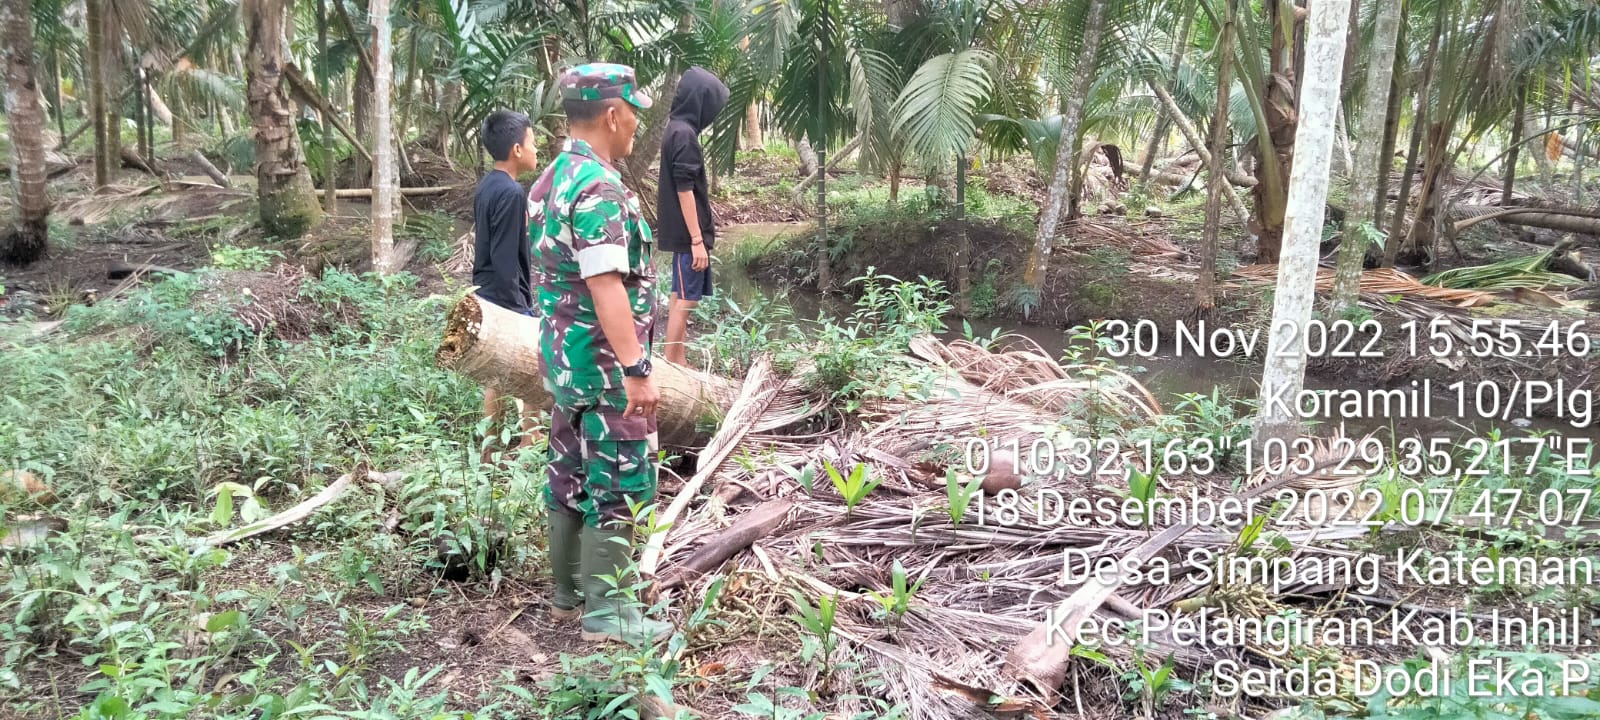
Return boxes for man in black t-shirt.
[656,67,729,365]
[472,109,543,446]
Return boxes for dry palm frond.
[647,336,1418,719]
[1232,264,1500,307]
[444,230,474,277]
[908,334,1162,422]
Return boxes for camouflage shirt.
[529,138,656,406]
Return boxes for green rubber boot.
[579,525,673,644]
[546,510,583,622]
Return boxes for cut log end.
[435,293,485,368]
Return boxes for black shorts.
[670,252,713,302]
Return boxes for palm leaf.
[892,49,995,163]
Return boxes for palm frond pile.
[648,335,1418,719]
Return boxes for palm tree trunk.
[1372,9,1407,226]
[1023,0,1108,301]
[50,48,66,143]
[370,0,408,273]
[1254,0,1351,448]
[317,0,335,212]
[2,0,51,265]
[1573,125,1587,205]
[816,144,831,293]
[135,68,149,161]
[625,71,681,181]
[796,138,819,177]
[86,0,109,186]
[744,101,763,150]
[955,153,970,315]
[1502,85,1526,205]
[1197,0,1236,314]
[1332,0,1401,313]
[1383,3,1443,268]
[1251,0,1299,263]
[245,0,323,238]
[1138,1,1194,185]
[1530,109,1554,188]
[101,8,121,177]
[888,158,901,206]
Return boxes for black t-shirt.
[471,170,532,314]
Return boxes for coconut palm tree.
[891,0,1018,313]
[1022,0,1109,304]
[244,0,322,238]
[709,0,898,290]
[1331,0,1403,313]
[1254,0,1350,447]
[3,0,53,265]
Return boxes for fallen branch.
[657,499,795,590]
[334,186,452,199]
[201,468,404,547]
[639,358,780,580]
[791,136,861,204]
[189,149,231,188]
[284,63,375,166]
[108,261,185,280]
[120,147,160,177]
[1003,522,1193,698]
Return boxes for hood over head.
[670,67,730,133]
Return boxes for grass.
[0,268,564,718]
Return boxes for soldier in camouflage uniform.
[530,63,671,644]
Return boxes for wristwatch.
[622,356,653,378]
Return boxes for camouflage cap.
[560,63,653,111]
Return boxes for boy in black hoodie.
[657,67,729,365]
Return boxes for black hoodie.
[656,67,729,253]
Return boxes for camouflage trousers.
[543,388,659,528]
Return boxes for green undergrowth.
[0,264,947,719]
[0,270,560,718]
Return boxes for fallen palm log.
[1452,203,1600,236]
[334,186,452,199]
[434,293,739,447]
[189,149,231,188]
[657,499,795,590]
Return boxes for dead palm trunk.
[1254,0,1350,448]
[369,0,409,273]
[1331,0,1401,312]
[245,0,323,238]
[2,0,52,265]
[1023,0,1108,302]
[1197,0,1236,314]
